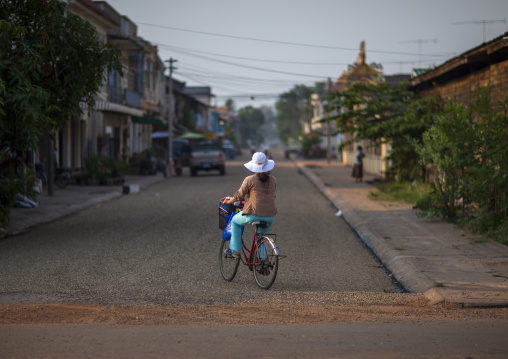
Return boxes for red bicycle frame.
[240,226,262,266]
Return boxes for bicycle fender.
[268,239,280,256]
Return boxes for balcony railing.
[125,89,141,108]
[107,85,125,104]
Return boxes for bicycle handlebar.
[220,197,244,209]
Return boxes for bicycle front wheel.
[219,239,240,282]
[252,237,279,290]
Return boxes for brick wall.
[417,60,508,109]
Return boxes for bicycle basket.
[218,205,231,230]
[218,199,244,230]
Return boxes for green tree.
[324,81,438,181]
[413,101,476,219]
[275,85,313,145]
[225,98,235,112]
[237,105,265,144]
[0,0,121,157]
[0,0,121,227]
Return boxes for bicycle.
[35,162,71,189]
[218,200,281,290]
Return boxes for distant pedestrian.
[263,144,270,159]
[352,145,365,182]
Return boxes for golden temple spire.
[357,41,366,65]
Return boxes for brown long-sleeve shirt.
[232,174,277,217]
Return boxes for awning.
[79,101,144,117]
[151,132,169,139]
[79,101,110,110]
[132,116,167,126]
[178,131,206,140]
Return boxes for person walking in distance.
[352,145,365,182]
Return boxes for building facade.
[61,0,168,170]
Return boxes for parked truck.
[189,141,226,176]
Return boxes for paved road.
[2,320,507,359]
[0,152,396,305]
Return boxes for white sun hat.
[244,152,275,173]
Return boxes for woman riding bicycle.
[223,152,277,258]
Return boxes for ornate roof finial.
[357,41,366,65]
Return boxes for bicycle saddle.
[251,221,269,228]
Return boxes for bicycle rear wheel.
[219,239,240,281]
[252,237,278,290]
[55,174,69,188]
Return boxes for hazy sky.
[104,0,508,107]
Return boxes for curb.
[297,162,508,307]
[6,191,122,237]
[297,163,426,293]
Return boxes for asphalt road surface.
[0,152,397,304]
[1,321,506,359]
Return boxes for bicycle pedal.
[258,268,270,276]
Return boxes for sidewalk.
[4,173,167,236]
[298,159,508,307]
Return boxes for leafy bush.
[83,155,101,178]
[100,157,127,178]
[300,132,321,158]
[81,156,127,184]
[414,87,508,243]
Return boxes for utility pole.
[452,19,506,42]
[165,57,177,176]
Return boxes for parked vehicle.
[189,141,225,177]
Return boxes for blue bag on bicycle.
[222,212,244,240]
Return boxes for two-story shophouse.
[94,1,166,160]
[57,0,165,171]
[56,0,124,170]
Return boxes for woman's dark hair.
[257,172,269,182]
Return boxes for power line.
[137,22,450,58]
[158,41,445,76]
[399,38,438,67]
[176,72,259,95]
[177,73,304,89]
[158,43,348,65]
[176,65,312,85]
[166,46,328,79]
[174,63,313,89]
[452,19,506,42]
